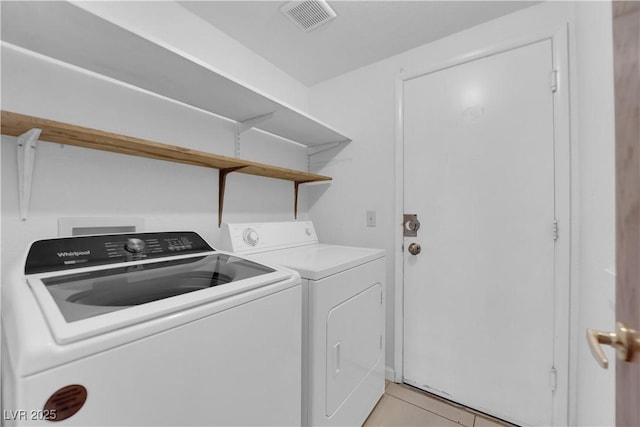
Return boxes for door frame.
[393,25,573,425]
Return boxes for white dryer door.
[326,282,382,416]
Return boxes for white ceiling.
[178,1,539,86]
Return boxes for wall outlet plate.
[367,210,376,227]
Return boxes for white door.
[402,39,565,426]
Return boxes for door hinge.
[380,335,383,350]
[553,219,559,241]
[549,368,557,391]
[380,290,383,305]
[550,70,559,93]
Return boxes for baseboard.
[385,366,396,382]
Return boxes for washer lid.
[249,244,384,280]
[27,252,291,344]
[40,253,274,323]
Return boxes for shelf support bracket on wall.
[234,112,275,158]
[293,180,315,220]
[218,166,246,227]
[294,181,301,219]
[306,139,350,171]
[17,128,42,221]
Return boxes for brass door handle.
[586,322,640,369]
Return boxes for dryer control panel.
[25,232,213,274]
[220,221,318,254]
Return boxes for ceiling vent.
[280,0,337,32]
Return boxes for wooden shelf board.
[0,111,332,184]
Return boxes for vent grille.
[44,384,88,422]
[281,0,337,32]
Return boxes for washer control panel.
[26,232,214,274]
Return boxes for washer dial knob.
[124,238,146,253]
[243,228,259,246]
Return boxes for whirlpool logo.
[57,250,91,258]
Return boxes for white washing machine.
[2,231,302,426]
[221,221,385,427]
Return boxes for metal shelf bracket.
[218,166,247,227]
[234,112,275,158]
[17,128,41,221]
[294,181,301,219]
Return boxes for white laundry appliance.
[221,221,385,427]
[2,231,302,426]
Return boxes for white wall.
[0,42,309,288]
[308,2,615,426]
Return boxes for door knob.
[408,243,421,255]
[586,322,640,369]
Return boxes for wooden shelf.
[1,111,331,225]
[1,1,351,147]
[0,111,330,183]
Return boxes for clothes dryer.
[221,222,385,427]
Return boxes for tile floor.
[364,381,516,427]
